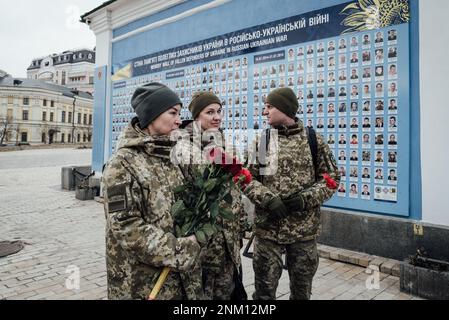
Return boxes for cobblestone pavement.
[0,148,419,300]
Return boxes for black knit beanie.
[131,82,182,129]
[188,91,222,119]
[266,87,299,119]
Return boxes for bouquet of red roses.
[148,147,251,300]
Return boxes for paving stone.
[0,149,418,301]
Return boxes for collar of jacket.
[182,120,224,149]
[122,117,176,159]
[273,120,304,137]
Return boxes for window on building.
[78,113,81,124]
[88,134,92,142]
[51,100,55,107]
[83,134,86,142]
[41,132,46,143]
[89,114,92,125]
[62,71,66,86]
[77,134,81,142]
[8,96,13,104]
[68,112,72,124]
[43,99,47,106]
[7,109,13,120]
[61,111,66,123]
[23,97,29,105]
[21,132,27,142]
[42,111,46,121]
[61,133,65,143]
[83,114,87,125]
[68,134,71,143]
[22,110,29,120]
[50,112,54,122]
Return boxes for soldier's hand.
[266,196,289,220]
[282,193,305,212]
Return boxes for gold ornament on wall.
[340,0,410,34]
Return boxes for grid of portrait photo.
[111,28,401,203]
[170,57,251,149]
[251,28,400,201]
[111,73,165,152]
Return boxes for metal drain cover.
[0,241,24,258]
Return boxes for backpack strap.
[305,127,318,179]
[257,128,271,184]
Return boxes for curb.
[318,244,401,277]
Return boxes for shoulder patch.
[106,183,128,213]
[106,183,127,198]
[108,198,126,213]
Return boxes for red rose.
[209,147,242,176]
[233,168,253,189]
[323,173,338,189]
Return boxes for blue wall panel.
[102,0,421,219]
[92,66,107,173]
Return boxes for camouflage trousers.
[202,258,236,300]
[253,236,319,300]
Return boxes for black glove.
[282,192,305,212]
[266,196,289,220]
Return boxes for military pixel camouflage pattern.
[102,117,203,300]
[252,237,319,300]
[203,256,236,300]
[245,120,340,243]
[173,121,246,299]
[244,119,339,300]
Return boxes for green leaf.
[210,201,219,219]
[202,223,215,238]
[203,178,218,192]
[202,167,211,180]
[173,185,188,194]
[195,230,207,245]
[220,207,235,221]
[194,177,204,189]
[223,192,233,204]
[171,200,186,217]
[181,222,191,236]
[175,225,182,237]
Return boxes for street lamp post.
[71,90,79,144]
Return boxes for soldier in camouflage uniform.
[173,91,247,300]
[102,83,203,300]
[243,87,340,300]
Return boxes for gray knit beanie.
[131,82,182,129]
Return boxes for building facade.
[0,76,93,145]
[26,49,96,94]
[81,0,449,260]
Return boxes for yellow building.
[0,75,93,145]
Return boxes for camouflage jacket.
[102,117,203,300]
[244,120,340,244]
[173,120,246,273]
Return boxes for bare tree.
[0,116,13,145]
